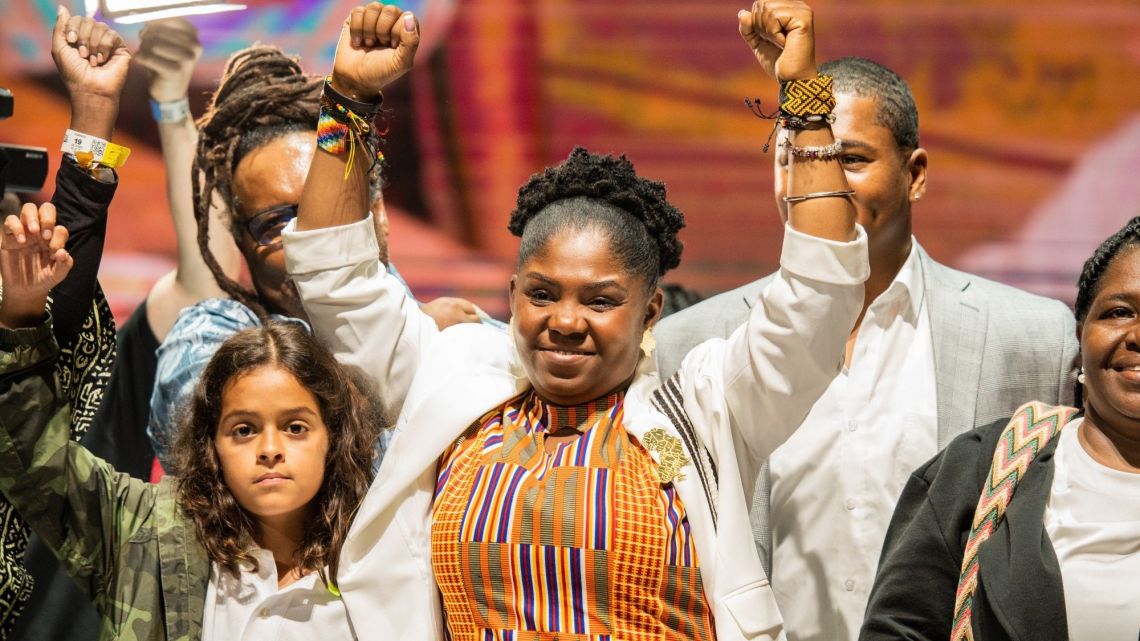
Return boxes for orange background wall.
[2,0,1139,320]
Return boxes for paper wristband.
[149,97,192,124]
[61,129,130,169]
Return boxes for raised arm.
[680,1,867,480]
[47,7,129,347]
[135,18,241,341]
[0,204,155,601]
[283,3,436,419]
[294,3,419,232]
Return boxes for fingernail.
[67,31,77,42]
[42,230,52,240]
[404,13,415,31]
[57,4,64,17]
[364,37,374,46]
[352,37,361,46]
[16,234,25,244]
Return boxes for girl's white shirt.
[202,549,353,641]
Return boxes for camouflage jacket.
[0,323,208,641]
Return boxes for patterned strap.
[950,401,1079,641]
[650,371,719,526]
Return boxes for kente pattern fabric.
[951,401,1079,641]
[431,390,714,641]
[0,292,115,638]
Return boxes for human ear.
[907,147,928,202]
[508,275,519,316]
[644,286,664,328]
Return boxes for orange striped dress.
[431,390,714,641]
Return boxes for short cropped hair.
[821,56,920,154]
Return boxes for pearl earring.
[1077,368,1086,385]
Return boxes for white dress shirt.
[1045,421,1140,641]
[768,240,939,641]
[201,548,354,641]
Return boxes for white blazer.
[282,217,868,641]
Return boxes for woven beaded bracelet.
[781,138,843,160]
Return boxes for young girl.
[0,203,381,641]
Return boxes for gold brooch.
[642,428,691,485]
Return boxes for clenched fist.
[738,0,818,82]
[330,2,421,101]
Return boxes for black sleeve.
[80,300,159,480]
[49,156,115,348]
[860,431,990,641]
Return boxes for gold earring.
[640,327,657,357]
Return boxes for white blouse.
[201,548,354,641]
[1045,421,1140,641]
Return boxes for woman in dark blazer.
[861,217,1140,641]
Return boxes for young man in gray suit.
[654,57,1078,641]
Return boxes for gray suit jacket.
[654,245,1079,571]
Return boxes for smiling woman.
[862,217,1140,641]
[506,152,683,407]
[281,3,870,640]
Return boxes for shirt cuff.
[779,223,870,285]
[282,215,380,275]
[0,319,53,350]
[61,154,118,196]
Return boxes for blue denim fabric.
[148,261,414,472]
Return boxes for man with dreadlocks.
[146,37,494,469]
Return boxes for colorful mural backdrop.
[2,0,1139,320]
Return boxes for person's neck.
[846,240,912,364]
[1079,411,1140,473]
[254,513,308,588]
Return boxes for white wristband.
[150,97,191,124]
[61,129,130,169]
[62,129,105,155]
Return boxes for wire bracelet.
[782,189,856,204]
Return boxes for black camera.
[0,87,49,194]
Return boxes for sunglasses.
[244,204,298,247]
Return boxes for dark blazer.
[859,414,1071,641]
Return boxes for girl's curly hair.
[173,321,383,586]
[508,147,685,286]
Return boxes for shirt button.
[259,608,270,618]
[846,420,858,433]
[845,579,855,591]
[845,498,856,510]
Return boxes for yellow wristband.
[62,129,131,169]
[96,142,130,169]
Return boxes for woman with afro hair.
[282,2,868,640]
